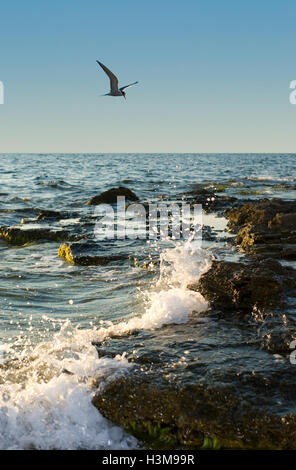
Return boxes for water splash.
[0,240,211,449]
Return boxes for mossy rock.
[0,226,77,245]
[93,371,296,450]
[225,199,296,258]
[58,240,127,265]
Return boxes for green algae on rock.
[58,240,127,265]
[93,357,296,450]
[0,226,78,245]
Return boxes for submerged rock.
[58,240,127,265]
[36,209,62,220]
[86,187,139,205]
[260,324,296,354]
[0,226,78,245]
[226,199,296,259]
[189,259,296,314]
[35,209,78,221]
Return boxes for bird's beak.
[123,95,126,100]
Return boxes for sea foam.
[0,240,211,449]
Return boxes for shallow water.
[0,153,295,449]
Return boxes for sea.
[0,153,295,449]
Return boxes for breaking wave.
[0,240,211,449]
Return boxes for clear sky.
[0,0,295,153]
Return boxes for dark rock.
[202,225,217,241]
[188,259,296,314]
[260,325,296,354]
[35,209,78,221]
[86,187,139,205]
[36,209,62,220]
[58,240,127,265]
[188,259,296,356]
[0,226,79,245]
[94,373,296,449]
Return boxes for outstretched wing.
[97,61,119,92]
[120,81,139,92]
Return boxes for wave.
[246,176,295,182]
[0,239,211,449]
[35,180,75,190]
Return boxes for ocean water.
[0,153,295,449]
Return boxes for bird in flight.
[96,60,138,100]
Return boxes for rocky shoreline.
[1,182,296,449]
[93,188,296,449]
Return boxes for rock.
[93,373,296,450]
[86,187,139,205]
[188,259,296,314]
[58,240,127,265]
[260,325,296,354]
[36,209,62,220]
[35,209,78,221]
[226,199,296,258]
[227,199,296,229]
[92,320,296,449]
[188,259,296,356]
[0,226,78,245]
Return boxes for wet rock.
[226,199,296,258]
[94,373,296,449]
[227,199,296,231]
[92,321,296,449]
[36,209,62,220]
[58,240,127,265]
[0,226,78,245]
[189,259,296,356]
[202,225,217,241]
[35,209,74,221]
[86,187,139,205]
[188,259,296,314]
[260,325,296,354]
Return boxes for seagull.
[97,60,138,100]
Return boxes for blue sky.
[0,0,295,152]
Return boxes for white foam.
[247,176,295,182]
[0,322,136,450]
[86,240,211,340]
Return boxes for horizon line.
[0,152,295,156]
